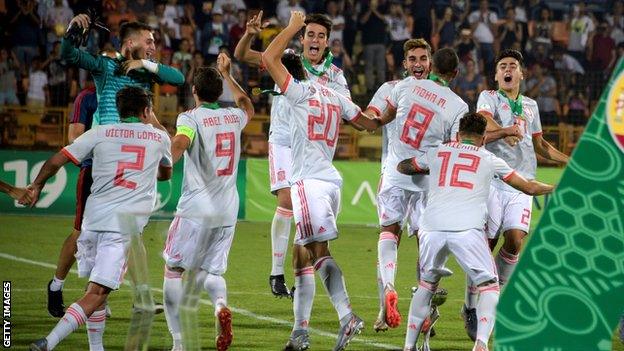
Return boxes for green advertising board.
[495,60,624,349]
[0,151,245,219]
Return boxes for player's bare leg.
[378,222,402,329]
[495,229,524,286]
[47,229,80,318]
[271,188,293,298]
[31,282,111,351]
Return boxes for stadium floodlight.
[118,212,156,351]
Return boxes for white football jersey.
[269,61,350,147]
[368,80,399,172]
[62,123,172,233]
[477,90,542,192]
[383,77,468,191]
[281,74,361,186]
[174,103,248,227]
[418,142,515,231]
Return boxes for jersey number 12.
[437,152,480,189]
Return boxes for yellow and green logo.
[607,69,624,152]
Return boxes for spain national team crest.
[606,69,624,153]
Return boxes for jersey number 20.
[308,100,341,147]
[437,152,481,189]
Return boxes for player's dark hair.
[431,47,459,77]
[193,67,223,103]
[403,38,432,58]
[282,52,307,81]
[116,86,153,119]
[496,49,524,67]
[304,13,332,38]
[459,112,487,137]
[120,21,153,42]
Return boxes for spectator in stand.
[529,7,554,53]
[216,46,241,107]
[587,21,616,108]
[606,1,624,46]
[42,41,68,107]
[163,0,183,43]
[229,9,248,55]
[409,0,434,43]
[0,47,20,107]
[128,0,155,22]
[9,0,41,71]
[563,89,590,126]
[468,0,498,75]
[44,0,74,54]
[342,0,358,57]
[567,3,595,67]
[185,50,205,110]
[277,0,306,28]
[173,38,193,107]
[330,39,352,71]
[511,0,529,48]
[387,1,411,76]
[179,3,198,43]
[202,9,229,63]
[436,7,458,49]
[24,57,49,108]
[525,64,560,125]
[453,58,485,109]
[552,45,584,75]
[326,0,345,45]
[499,7,523,53]
[214,0,246,14]
[158,48,178,114]
[455,28,479,67]
[359,0,388,95]
[105,0,137,38]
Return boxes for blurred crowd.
[0,0,622,127]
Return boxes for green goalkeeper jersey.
[61,39,184,126]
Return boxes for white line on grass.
[0,252,402,350]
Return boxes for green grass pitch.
[1,168,622,350]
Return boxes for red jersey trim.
[350,112,362,124]
[385,97,396,109]
[61,148,80,165]
[503,170,516,182]
[532,132,543,137]
[367,105,382,116]
[281,74,292,94]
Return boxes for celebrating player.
[460,49,569,340]
[27,86,172,351]
[373,47,469,330]
[397,112,554,351]
[161,52,254,351]
[364,37,436,332]
[261,11,379,351]
[234,11,350,297]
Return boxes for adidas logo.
[382,213,388,219]
[408,323,417,330]
[300,320,309,328]
[318,226,326,233]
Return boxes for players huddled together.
[0,9,571,351]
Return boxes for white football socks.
[163,267,183,348]
[378,231,398,289]
[86,308,106,351]
[203,273,228,314]
[271,207,293,276]
[495,248,518,286]
[314,256,352,324]
[404,281,437,349]
[46,303,87,349]
[293,267,315,332]
[475,283,500,347]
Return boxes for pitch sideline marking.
[0,252,401,350]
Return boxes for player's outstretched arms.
[262,11,307,89]
[505,172,554,196]
[217,53,254,119]
[233,10,266,66]
[533,133,569,164]
[25,152,72,207]
[397,158,429,175]
[0,181,27,201]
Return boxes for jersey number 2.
[216,132,235,176]
[437,152,480,189]
[114,145,146,190]
[400,103,435,149]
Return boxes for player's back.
[283,77,361,186]
[421,142,514,232]
[384,77,468,191]
[367,80,399,171]
[176,103,249,226]
[71,123,171,232]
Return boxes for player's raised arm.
[217,53,254,119]
[25,152,72,207]
[504,172,554,196]
[233,10,265,66]
[0,180,27,201]
[262,11,307,89]
[61,14,105,73]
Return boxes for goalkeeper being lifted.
[61,13,184,126]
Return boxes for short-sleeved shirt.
[477,90,542,192]
[62,123,172,233]
[281,74,361,186]
[417,142,515,231]
[70,87,97,167]
[367,79,399,171]
[383,77,468,192]
[174,103,248,227]
[269,61,350,147]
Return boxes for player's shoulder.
[521,95,538,107]
[329,64,343,75]
[478,89,498,98]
